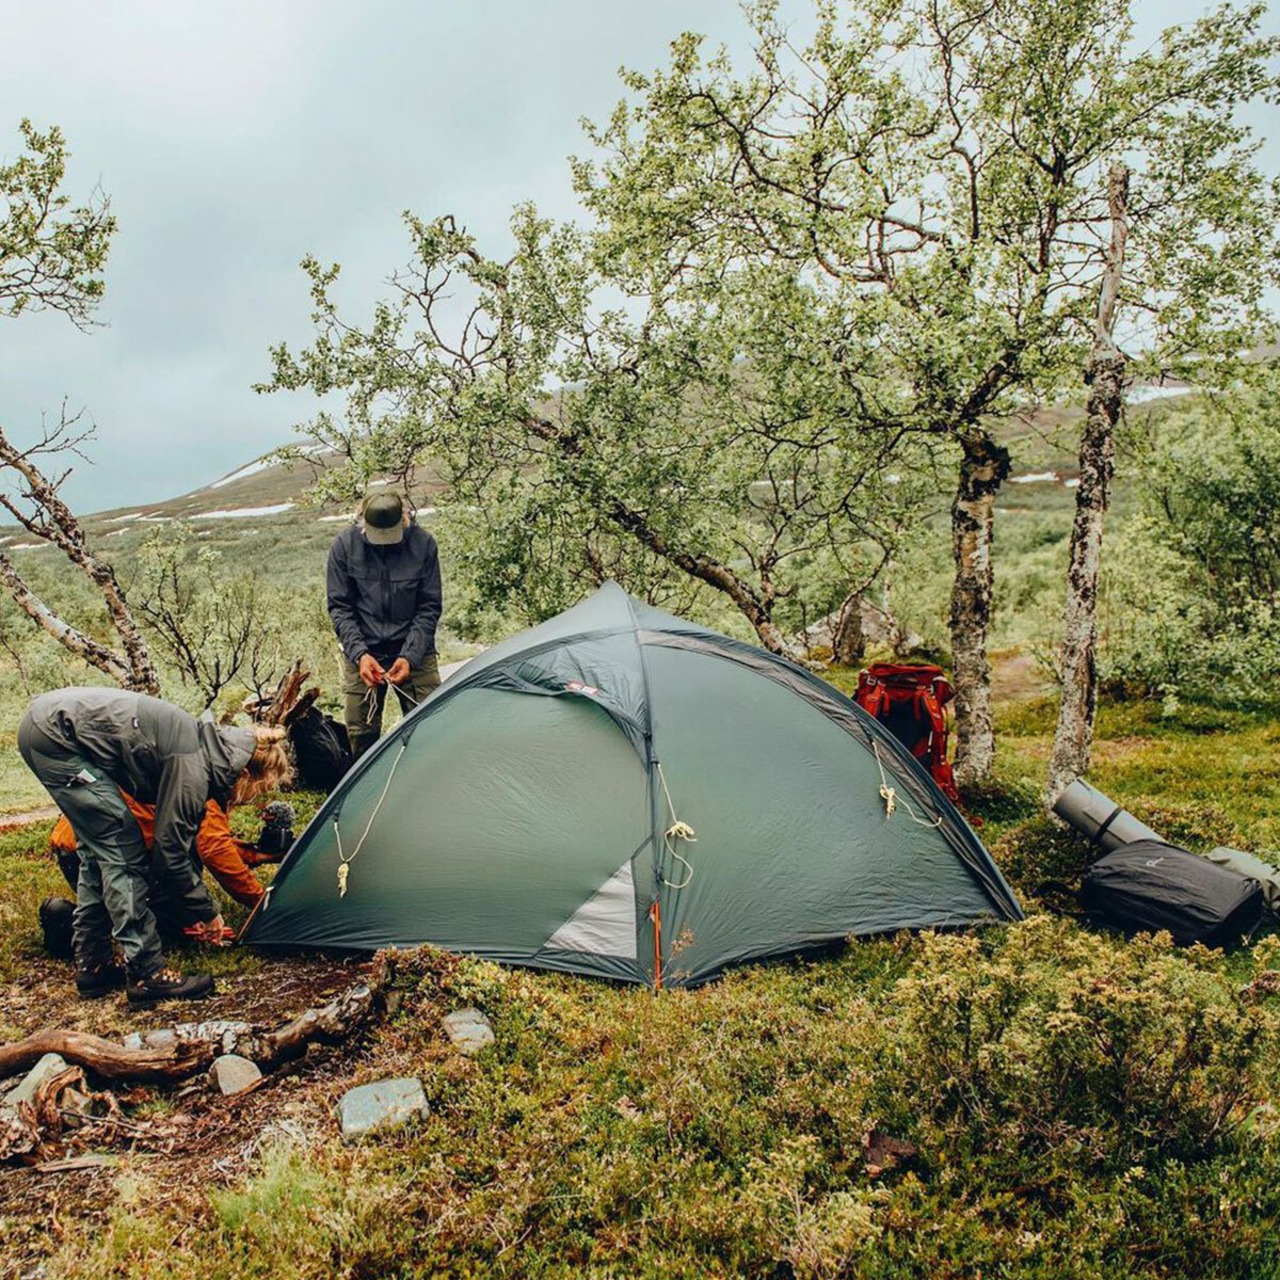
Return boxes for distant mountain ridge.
[0,377,1199,550]
[85,445,346,525]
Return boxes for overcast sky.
[2,1,1276,512]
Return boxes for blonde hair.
[230,726,295,808]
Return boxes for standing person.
[326,492,443,759]
[17,688,293,1006]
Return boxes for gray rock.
[441,1007,495,1056]
[208,1054,263,1096]
[338,1077,427,1143]
[2,1054,69,1109]
[60,1087,97,1129]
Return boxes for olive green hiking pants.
[341,654,441,760]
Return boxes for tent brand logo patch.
[1145,857,1165,868]
[565,681,600,698]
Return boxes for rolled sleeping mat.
[1052,778,1163,853]
[1203,846,1280,912]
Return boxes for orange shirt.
[51,796,265,907]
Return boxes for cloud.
[2,0,1274,513]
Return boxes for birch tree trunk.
[949,428,1011,787]
[1047,164,1130,803]
[832,591,866,666]
[0,551,138,687]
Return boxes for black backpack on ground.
[39,895,75,960]
[1079,840,1265,948]
[288,705,353,794]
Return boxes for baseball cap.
[362,492,406,545]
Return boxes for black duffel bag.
[1080,839,1265,948]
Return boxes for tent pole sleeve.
[633,610,665,991]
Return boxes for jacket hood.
[198,718,256,802]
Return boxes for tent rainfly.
[247,583,1022,986]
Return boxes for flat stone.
[2,1054,69,1109]
[208,1054,262,1096]
[338,1077,427,1143]
[441,1007,495,1056]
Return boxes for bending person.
[18,687,293,1006]
[50,794,275,916]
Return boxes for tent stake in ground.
[249,584,1022,986]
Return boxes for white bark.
[0,423,159,693]
[950,430,1011,787]
[1048,164,1130,803]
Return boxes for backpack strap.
[918,685,948,744]
[1088,804,1126,858]
[856,672,888,721]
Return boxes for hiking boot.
[126,966,215,1008]
[75,961,127,999]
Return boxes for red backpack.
[854,663,962,806]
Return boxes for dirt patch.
[1,952,367,1046]
[0,1034,375,1275]
[0,805,57,834]
[990,652,1053,703]
[0,950,384,1276]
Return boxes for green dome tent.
[247,583,1021,986]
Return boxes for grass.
[991,696,1280,848]
[1,682,1279,1279]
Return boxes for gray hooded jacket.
[27,688,256,922]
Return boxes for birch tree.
[0,119,159,693]
[576,0,1280,785]
[262,212,937,655]
[1046,7,1280,796]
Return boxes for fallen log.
[238,976,384,1068]
[0,1030,212,1084]
[0,951,398,1087]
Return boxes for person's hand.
[183,914,234,946]
[386,657,411,685]
[358,654,386,687]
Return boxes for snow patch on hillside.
[1128,385,1192,405]
[193,503,295,519]
[208,458,277,490]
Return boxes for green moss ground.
[2,688,1279,1279]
